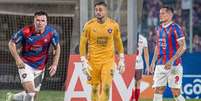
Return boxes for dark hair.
[94,1,107,8]
[34,11,48,17]
[161,6,174,13]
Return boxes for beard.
[95,14,104,20]
[35,26,45,33]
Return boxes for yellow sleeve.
[114,23,124,54]
[79,24,89,57]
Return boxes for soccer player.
[150,6,186,101]
[79,2,125,101]
[7,11,60,101]
[130,34,150,101]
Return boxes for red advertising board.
[64,55,154,101]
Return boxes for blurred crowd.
[143,0,201,53]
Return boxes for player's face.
[159,8,172,23]
[95,5,107,20]
[34,15,47,32]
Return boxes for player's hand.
[146,67,151,75]
[117,53,125,74]
[149,64,155,74]
[48,65,57,77]
[146,66,154,75]
[164,61,172,70]
[16,58,25,69]
[80,56,92,79]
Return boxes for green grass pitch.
[0,90,200,101]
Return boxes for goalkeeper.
[79,1,125,101]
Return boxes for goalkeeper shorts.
[88,61,115,86]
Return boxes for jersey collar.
[162,21,173,28]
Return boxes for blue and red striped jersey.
[155,22,185,66]
[11,25,59,70]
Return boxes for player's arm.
[165,25,186,69]
[114,23,125,74]
[150,27,159,73]
[167,38,186,65]
[8,30,24,68]
[79,23,89,61]
[114,23,124,55]
[79,28,88,58]
[52,44,60,67]
[144,47,150,73]
[49,30,61,77]
[8,40,24,68]
[79,23,92,76]
[142,37,150,74]
[150,45,159,72]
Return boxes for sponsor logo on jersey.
[44,39,48,43]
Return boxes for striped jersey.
[11,25,59,70]
[155,21,185,66]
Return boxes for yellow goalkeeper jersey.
[80,17,124,63]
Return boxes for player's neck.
[35,29,45,34]
[97,17,107,24]
[162,20,172,27]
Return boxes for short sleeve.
[51,29,60,46]
[11,29,24,44]
[174,24,185,41]
[143,37,148,47]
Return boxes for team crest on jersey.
[107,28,112,34]
[44,39,48,43]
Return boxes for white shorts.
[152,64,183,88]
[135,57,144,69]
[18,64,44,91]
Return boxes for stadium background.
[0,0,200,101]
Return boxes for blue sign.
[163,76,201,99]
[182,76,201,99]
[163,52,201,99]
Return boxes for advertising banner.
[64,55,154,101]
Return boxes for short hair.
[161,6,174,14]
[94,1,107,8]
[34,11,48,17]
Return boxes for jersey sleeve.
[11,29,24,44]
[114,23,124,54]
[51,29,60,47]
[143,37,148,47]
[174,24,185,42]
[79,23,89,56]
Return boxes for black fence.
[0,14,73,90]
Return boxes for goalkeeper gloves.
[80,56,92,80]
[117,53,125,74]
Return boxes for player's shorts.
[88,61,115,86]
[152,64,183,89]
[18,64,44,91]
[135,56,144,69]
[134,56,143,80]
[135,69,143,80]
